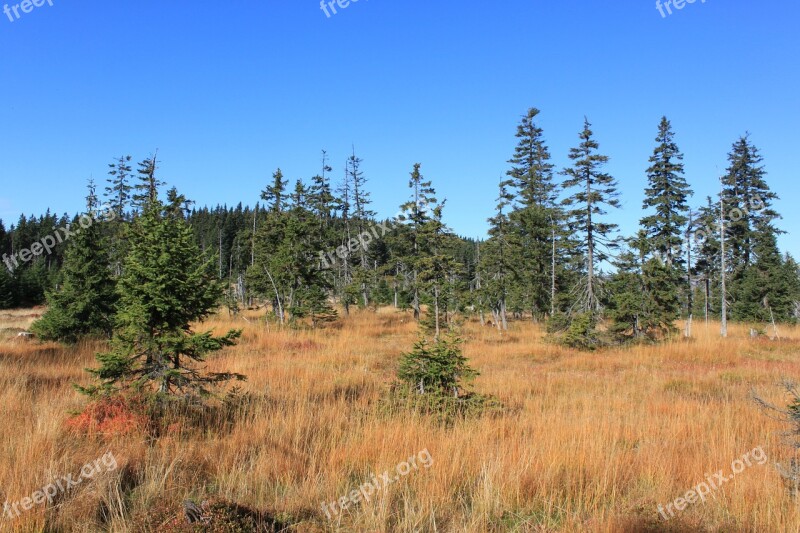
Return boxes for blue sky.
[0,0,798,255]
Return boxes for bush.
[397,334,477,397]
[560,312,603,351]
[386,333,503,422]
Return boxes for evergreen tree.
[261,168,288,214]
[506,108,557,207]
[640,117,692,267]
[399,163,437,321]
[561,118,620,314]
[691,197,722,321]
[347,150,375,307]
[721,135,780,272]
[285,180,338,327]
[309,150,337,225]
[132,153,165,211]
[80,184,243,397]
[0,219,13,308]
[105,155,133,276]
[479,181,517,330]
[721,135,786,321]
[32,182,117,343]
[398,334,478,397]
[105,155,133,220]
[608,232,681,342]
[417,200,458,339]
[504,108,562,320]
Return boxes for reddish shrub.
[66,395,150,436]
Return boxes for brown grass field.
[1,308,800,532]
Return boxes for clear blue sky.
[1,0,798,255]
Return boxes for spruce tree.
[105,155,133,276]
[561,118,620,314]
[399,163,437,321]
[721,135,786,321]
[261,168,288,214]
[640,117,692,267]
[417,200,458,339]
[285,180,338,327]
[32,182,117,343]
[398,334,477,397]
[347,150,376,307]
[504,108,562,320]
[607,244,646,341]
[106,155,133,220]
[479,181,517,331]
[80,185,243,398]
[132,153,165,211]
[691,197,722,321]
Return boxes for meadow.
[1,308,799,532]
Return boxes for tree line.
[3,109,799,347]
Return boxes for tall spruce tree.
[640,117,692,268]
[637,117,693,331]
[505,108,562,320]
[399,163,437,321]
[347,150,375,307]
[560,118,620,314]
[691,197,722,321]
[32,182,117,343]
[721,135,786,321]
[417,200,458,340]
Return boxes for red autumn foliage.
[66,395,150,436]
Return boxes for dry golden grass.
[1,308,800,532]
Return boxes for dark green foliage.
[479,181,517,330]
[560,312,601,350]
[720,135,791,323]
[6,117,798,340]
[561,118,620,313]
[504,108,563,319]
[640,117,693,267]
[106,155,133,220]
[249,179,337,327]
[398,163,438,320]
[607,238,680,343]
[0,265,13,309]
[556,118,620,348]
[32,183,117,343]
[639,117,693,324]
[388,331,500,423]
[397,334,477,397]
[79,187,244,398]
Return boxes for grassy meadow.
[1,308,800,532]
